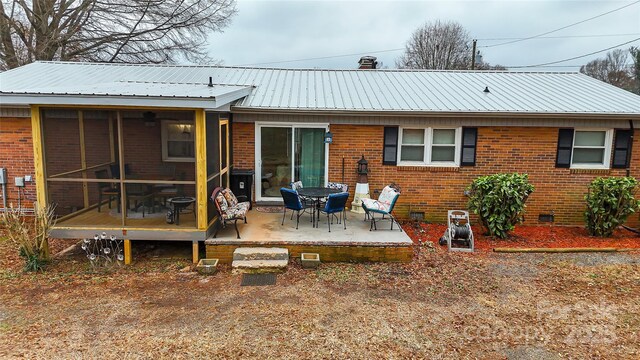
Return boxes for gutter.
[627,119,635,177]
[0,94,223,109]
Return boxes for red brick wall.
[0,117,37,208]
[233,122,640,226]
[42,114,107,213]
[232,122,255,169]
[122,118,195,182]
[6,114,640,226]
[332,125,640,225]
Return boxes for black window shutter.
[460,127,478,166]
[556,129,574,168]
[383,126,398,165]
[612,129,632,169]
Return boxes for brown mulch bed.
[402,222,640,251]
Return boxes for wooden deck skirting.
[205,243,413,264]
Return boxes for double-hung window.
[431,129,457,162]
[161,120,195,162]
[571,129,613,168]
[398,127,460,166]
[399,129,426,162]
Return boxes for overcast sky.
[206,0,640,71]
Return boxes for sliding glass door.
[256,124,328,201]
[259,127,293,198]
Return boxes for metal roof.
[1,61,639,116]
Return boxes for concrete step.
[232,259,289,274]
[233,247,289,261]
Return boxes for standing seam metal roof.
[0,61,639,115]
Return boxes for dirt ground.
[1,237,639,359]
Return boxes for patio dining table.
[297,187,342,228]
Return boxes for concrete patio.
[205,208,414,263]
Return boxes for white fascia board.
[0,94,218,109]
[205,103,231,112]
[212,87,253,108]
[0,86,250,110]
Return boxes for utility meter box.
[0,168,6,184]
[15,177,25,187]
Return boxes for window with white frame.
[571,129,613,168]
[398,127,460,165]
[431,129,457,162]
[400,129,426,162]
[161,120,195,162]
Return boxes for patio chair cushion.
[290,181,314,204]
[222,189,239,207]
[234,201,251,212]
[361,198,391,213]
[220,203,248,220]
[212,187,249,221]
[291,181,303,192]
[215,192,229,212]
[378,185,398,205]
[361,185,400,214]
[327,182,349,193]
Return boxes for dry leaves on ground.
[1,238,639,359]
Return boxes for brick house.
[1,60,640,254]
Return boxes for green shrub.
[467,173,535,239]
[584,177,640,237]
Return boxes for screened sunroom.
[36,108,231,242]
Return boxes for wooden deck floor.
[57,208,197,229]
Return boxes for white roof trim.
[0,86,252,109]
[2,94,222,109]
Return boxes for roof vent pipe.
[483,86,490,93]
[208,77,213,87]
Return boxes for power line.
[480,0,640,48]
[519,65,586,68]
[478,33,640,41]
[506,37,640,68]
[235,32,640,67]
[236,48,404,67]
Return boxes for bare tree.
[396,20,472,70]
[580,49,634,90]
[475,63,507,70]
[580,58,609,82]
[0,0,237,70]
